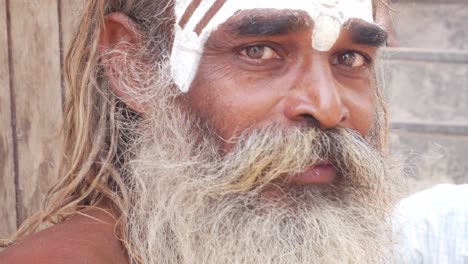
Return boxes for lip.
[291,162,337,185]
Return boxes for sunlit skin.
[182,10,385,184]
[0,5,389,264]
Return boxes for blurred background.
[0,0,467,239]
[384,0,468,191]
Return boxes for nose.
[284,56,349,130]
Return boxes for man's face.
[172,0,387,184]
[121,1,401,263]
[174,1,387,142]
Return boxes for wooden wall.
[0,0,83,238]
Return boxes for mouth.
[291,161,337,185]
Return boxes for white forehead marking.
[171,0,375,92]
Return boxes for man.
[0,0,402,263]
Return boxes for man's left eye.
[332,51,369,68]
[240,45,280,60]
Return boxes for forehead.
[175,0,374,34]
[171,0,376,92]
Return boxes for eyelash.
[237,44,373,70]
[337,50,372,65]
[235,44,284,69]
[238,43,281,56]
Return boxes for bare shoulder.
[0,209,129,264]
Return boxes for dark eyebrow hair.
[346,20,388,47]
[227,10,312,37]
[222,11,388,47]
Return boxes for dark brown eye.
[246,46,264,59]
[240,45,279,60]
[333,51,367,68]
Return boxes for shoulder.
[398,184,468,216]
[397,184,468,229]
[395,184,468,263]
[0,208,129,264]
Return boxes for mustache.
[202,125,387,194]
[127,111,401,264]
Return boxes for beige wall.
[386,0,468,192]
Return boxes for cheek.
[184,63,285,141]
[344,84,375,136]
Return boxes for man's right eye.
[332,50,370,68]
[239,45,281,61]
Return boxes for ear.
[99,12,149,114]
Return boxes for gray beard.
[123,99,403,264]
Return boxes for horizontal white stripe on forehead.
[171,0,374,92]
[176,0,373,33]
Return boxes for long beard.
[123,80,403,263]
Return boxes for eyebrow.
[224,12,388,47]
[227,11,312,37]
[346,21,389,47]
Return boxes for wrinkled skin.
[182,9,380,150]
[0,3,391,264]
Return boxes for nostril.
[298,114,320,127]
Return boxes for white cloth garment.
[395,184,468,264]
